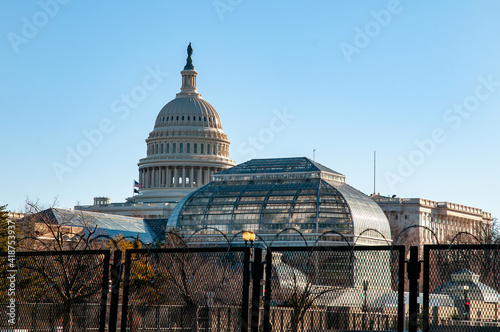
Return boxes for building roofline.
[373,195,492,220]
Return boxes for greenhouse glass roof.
[168,158,391,245]
[215,157,344,176]
[32,208,157,243]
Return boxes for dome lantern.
[178,42,199,98]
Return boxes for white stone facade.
[372,195,493,247]
[7,211,25,221]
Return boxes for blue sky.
[1,1,499,220]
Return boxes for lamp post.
[362,280,368,330]
[362,280,368,311]
[241,231,251,332]
[242,230,261,332]
[464,285,470,320]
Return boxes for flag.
[134,180,143,189]
[134,188,139,194]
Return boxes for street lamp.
[362,280,368,312]
[464,285,470,320]
[362,280,368,330]
[243,230,256,248]
[241,230,260,332]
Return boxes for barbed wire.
[5,224,500,294]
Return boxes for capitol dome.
[154,97,223,130]
[133,44,235,205]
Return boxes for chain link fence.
[3,243,500,332]
[265,245,405,332]
[120,247,247,332]
[0,250,110,332]
[423,244,500,332]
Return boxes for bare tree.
[478,217,499,244]
[12,199,107,332]
[124,231,242,332]
[0,204,10,252]
[274,250,354,332]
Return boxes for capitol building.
[75,44,393,246]
[77,44,236,219]
[75,44,492,247]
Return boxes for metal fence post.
[120,250,132,332]
[109,250,122,332]
[408,246,420,332]
[263,249,272,332]
[241,246,251,332]
[423,245,430,332]
[250,248,263,332]
[99,250,111,332]
[397,246,405,332]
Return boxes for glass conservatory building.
[168,157,392,246]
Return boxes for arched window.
[207,144,210,154]
[200,144,204,154]
[194,143,197,153]
[188,116,190,121]
[176,116,179,121]
[161,144,164,153]
[182,116,184,121]
[180,143,183,153]
[213,145,216,155]
[156,144,159,154]
[173,143,176,153]
[187,143,190,153]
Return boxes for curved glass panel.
[169,158,391,245]
[170,179,356,243]
[328,181,392,243]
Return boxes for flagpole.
[373,150,376,195]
